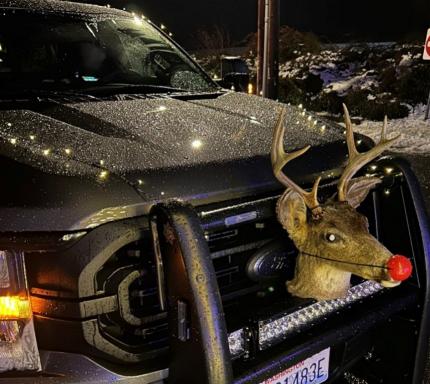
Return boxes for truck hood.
[0,92,355,231]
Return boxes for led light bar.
[258,281,383,350]
[228,281,383,358]
[0,251,41,372]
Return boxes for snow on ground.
[353,104,430,154]
[277,44,424,112]
[279,48,381,96]
[279,50,343,81]
[325,70,378,96]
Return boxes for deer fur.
[277,187,395,300]
[272,105,401,301]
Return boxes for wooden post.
[256,0,265,96]
[257,0,280,99]
[262,0,270,98]
[267,0,280,99]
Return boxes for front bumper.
[0,157,428,383]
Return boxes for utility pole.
[257,0,265,96]
[262,0,270,98]
[257,0,280,99]
[267,0,280,99]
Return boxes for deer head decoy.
[272,104,412,301]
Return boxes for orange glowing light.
[0,296,32,320]
[248,83,254,95]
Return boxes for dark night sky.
[86,0,428,48]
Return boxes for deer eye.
[326,233,337,242]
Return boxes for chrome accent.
[224,211,257,227]
[118,271,143,326]
[205,229,238,242]
[210,239,272,260]
[199,195,280,218]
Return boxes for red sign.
[424,29,430,60]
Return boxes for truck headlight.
[0,251,41,372]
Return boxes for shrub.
[365,101,409,120]
[278,78,306,105]
[379,66,397,93]
[397,64,430,105]
[299,73,324,94]
[310,92,344,114]
[344,89,370,115]
[246,26,321,62]
[343,89,408,120]
[279,26,321,61]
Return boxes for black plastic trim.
[393,158,430,384]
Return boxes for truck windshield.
[0,11,217,95]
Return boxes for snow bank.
[325,70,378,96]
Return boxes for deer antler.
[338,104,400,201]
[271,107,322,215]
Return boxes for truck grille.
[96,240,169,356]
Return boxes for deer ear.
[276,190,308,244]
[345,177,382,208]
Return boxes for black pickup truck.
[0,1,429,383]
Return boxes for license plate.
[261,348,330,384]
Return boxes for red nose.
[387,255,413,281]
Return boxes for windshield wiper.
[0,88,100,100]
[0,83,222,102]
[80,83,190,96]
[0,83,189,99]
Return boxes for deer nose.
[387,255,413,281]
